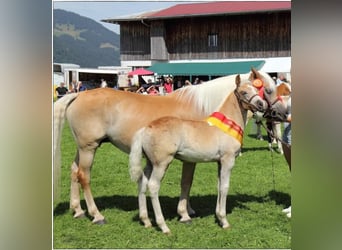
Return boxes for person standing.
[276,72,287,86]
[282,96,291,218]
[55,82,69,99]
[70,79,77,92]
[163,77,173,94]
[101,79,107,88]
[77,81,87,92]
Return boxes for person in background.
[101,79,108,88]
[281,96,292,218]
[193,77,200,85]
[55,82,69,99]
[163,77,173,94]
[70,79,78,92]
[276,72,287,86]
[146,85,159,95]
[184,80,192,86]
[77,81,87,92]
[128,78,133,87]
[176,80,182,89]
[136,86,147,95]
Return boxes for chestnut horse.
[129,75,267,233]
[254,82,291,154]
[53,68,287,224]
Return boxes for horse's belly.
[175,149,220,163]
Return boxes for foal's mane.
[173,73,250,116]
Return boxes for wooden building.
[103,1,291,81]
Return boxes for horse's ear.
[235,74,241,88]
[249,67,273,95]
[248,67,261,81]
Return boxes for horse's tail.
[129,128,145,182]
[53,93,79,201]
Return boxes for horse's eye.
[240,91,247,96]
[265,88,272,95]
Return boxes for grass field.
[53,121,291,249]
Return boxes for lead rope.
[270,146,276,191]
[258,121,278,191]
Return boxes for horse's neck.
[217,92,246,129]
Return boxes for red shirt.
[164,83,173,93]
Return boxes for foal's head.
[248,68,288,121]
[234,74,267,113]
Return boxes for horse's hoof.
[180,219,192,224]
[162,229,171,235]
[144,223,152,228]
[93,219,106,225]
[73,212,86,219]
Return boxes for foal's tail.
[53,93,79,201]
[129,128,145,182]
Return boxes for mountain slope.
[53,9,120,67]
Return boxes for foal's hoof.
[180,219,192,224]
[163,231,172,235]
[73,212,86,219]
[93,219,107,225]
[162,228,171,235]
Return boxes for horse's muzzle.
[256,100,267,112]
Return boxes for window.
[208,33,218,47]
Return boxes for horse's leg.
[215,163,222,217]
[177,162,196,223]
[275,122,283,154]
[148,163,170,234]
[77,148,105,224]
[138,162,153,228]
[70,151,85,218]
[266,120,274,151]
[256,121,263,140]
[216,156,235,229]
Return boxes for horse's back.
[143,116,235,163]
[65,89,189,151]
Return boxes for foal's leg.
[138,162,153,228]
[148,163,171,234]
[274,123,283,154]
[77,148,105,224]
[70,151,85,218]
[177,162,196,222]
[216,156,235,229]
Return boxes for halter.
[251,79,284,118]
[205,84,263,144]
[234,86,263,112]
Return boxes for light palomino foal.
[129,75,267,234]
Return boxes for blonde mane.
[173,73,252,116]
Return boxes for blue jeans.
[282,122,291,145]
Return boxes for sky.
[53,1,199,34]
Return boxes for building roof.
[103,1,291,23]
[150,1,291,19]
[148,60,265,76]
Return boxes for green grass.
[53,122,291,249]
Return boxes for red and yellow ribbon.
[206,112,243,144]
